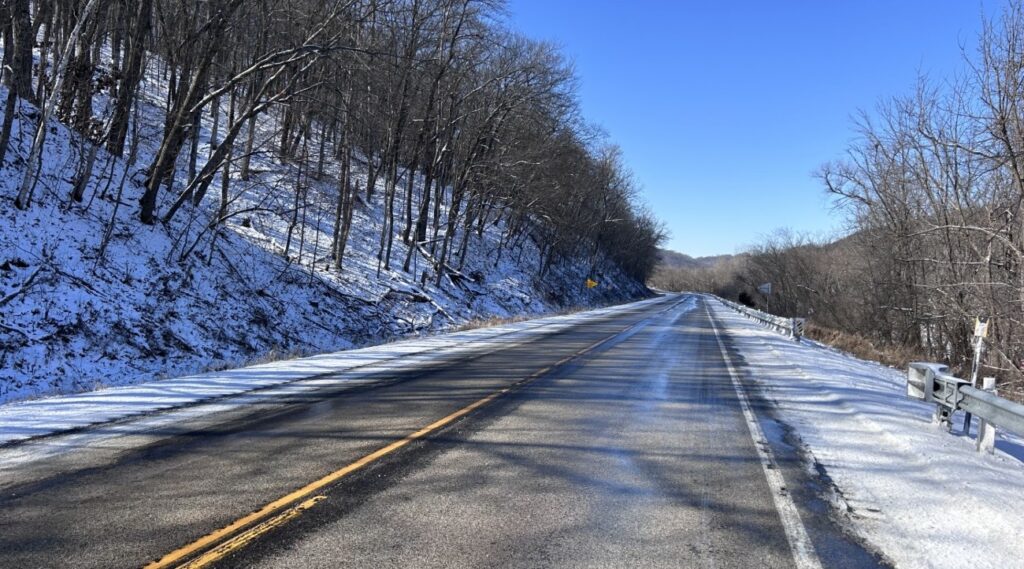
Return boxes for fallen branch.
[0,266,44,308]
[415,243,472,287]
[383,283,454,322]
[385,287,431,303]
[0,320,33,340]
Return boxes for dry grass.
[451,314,534,332]
[806,323,1024,404]
[450,304,594,333]
[804,322,926,371]
[240,346,307,367]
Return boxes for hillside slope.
[656,248,735,270]
[0,82,647,404]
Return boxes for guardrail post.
[934,405,953,431]
[976,377,998,454]
[791,318,804,342]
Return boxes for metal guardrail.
[711,295,1022,455]
[958,386,1024,434]
[714,296,805,342]
[709,294,1021,455]
[907,362,1024,453]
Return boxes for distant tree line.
[656,2,1024,399]
[0,0,663,285]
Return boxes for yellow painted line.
[147,297,683,569]
[146,387,513,569]
[178,496,326,569]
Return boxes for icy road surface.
[0,294,1020,568]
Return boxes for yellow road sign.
[586,278,598,289]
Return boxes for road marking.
[146,296,686,569]
[704,301,823,569]
[178,496,326,569]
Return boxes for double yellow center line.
[146,298,681,569]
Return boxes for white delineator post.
[964,323,987,433]
[976,376,998,454]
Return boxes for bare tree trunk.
[34,8,51,104]
[401,143,421,244]
[139,0,242,224]
[106,0,151,157]
[365,150,379,201]
[284,157,305,260]
[15,0,102,211]
[208,93,221,157]
[239,114,257,180]
[98,100,142,264]
[0,89,17,165]
[334,133,355,269]
[218,86,237,224]
[71,140,99,202]
[403,161,433,272]
[6,0,34,100]
[187,109,201,183]
[316,120,328,179]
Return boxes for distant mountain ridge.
[656,248,735,270]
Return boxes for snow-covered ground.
[0,295,667,473]
[709,298,1024,569]
[0,43,645,404]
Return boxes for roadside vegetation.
[0,0,663,403]
[654,2,1024,402]
[1,0,662,280]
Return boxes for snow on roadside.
[0,45,646,406]
[0,295,667,450]
[709,300,1024,569]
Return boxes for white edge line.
[704,300,823,569]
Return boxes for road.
[0,294,886,568]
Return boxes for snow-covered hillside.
[0,75,647,404]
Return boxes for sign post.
[964,316,989,433]
[757,283,772,311]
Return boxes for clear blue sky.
[505,1,996,257]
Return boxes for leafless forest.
[655,3,1024,401]
[1,0,662,284]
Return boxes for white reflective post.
[976,377,998,454]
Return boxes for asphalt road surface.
[0,294,888,568]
